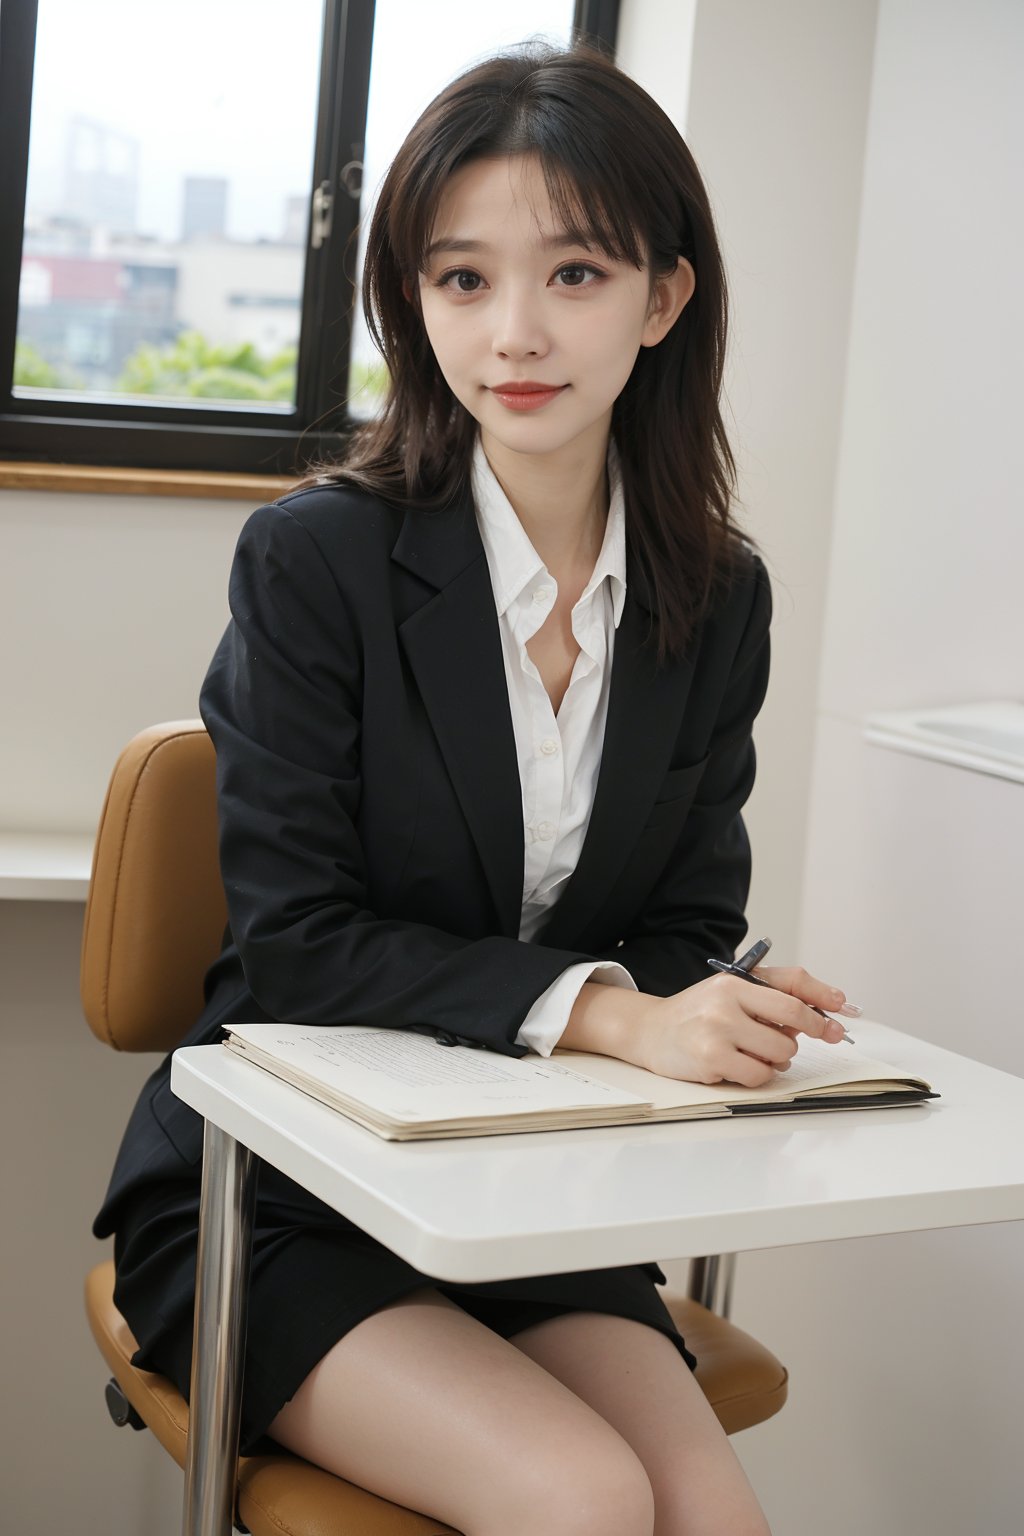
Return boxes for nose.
[491,284,549,361]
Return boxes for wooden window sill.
[0,461,300,500]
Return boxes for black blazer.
[94,479,771,1238]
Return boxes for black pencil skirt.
[113,1160,698,1457]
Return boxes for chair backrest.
[81,721,227,1053]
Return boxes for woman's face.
[416,154,694,464]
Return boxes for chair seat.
[85,1258,787,1536]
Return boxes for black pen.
[706,936,856,1044]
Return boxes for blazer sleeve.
[591,552,772,995]
[200,502,601,1057]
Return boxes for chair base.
[85,1259,786,1536]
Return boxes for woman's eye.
[555,263,601,287]
[437,269,483,293]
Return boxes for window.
[0,0,618,477]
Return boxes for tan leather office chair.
[82,720,788,1536]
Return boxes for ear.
[640,257,696,348]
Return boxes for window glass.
[16,0,323,411]
[349,3,576,419]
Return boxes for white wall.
[776,7,1024,1528]
[1,490,253,1536]
[0,490,252,1534]
[1,902,185,1536]
[625,0,881,963]
[616,0,698,136]
[0,491,250,831]
[634,2,1023,1532]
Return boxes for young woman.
[94,40,857,1536]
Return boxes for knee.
[509,1436,655,1536]
[653,1491,772,1536]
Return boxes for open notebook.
[222,1022,938,1141]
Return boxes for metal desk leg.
[182,1121,259,1536]
[687,1254,736,1318]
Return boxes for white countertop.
[865,700,1024,783]
[0,832,94,900]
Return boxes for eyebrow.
[423,233,595,262]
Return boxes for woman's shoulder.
[683,539,771,684]
[235,475,480,597]
[270,477,406,543]
[231,478,410,582]
[726,537,769,590]
[736,542,771,623]
[706,540,772,635]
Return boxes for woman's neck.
[478,425,611,580]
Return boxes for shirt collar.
[471,433,627,628]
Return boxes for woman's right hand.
[632,969,849,1088]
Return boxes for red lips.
[489,382,567,411]
[491,381,564,392]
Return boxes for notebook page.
[772,1034,912,1092]
[226,1025,651,1122]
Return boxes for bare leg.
[509,1310,772,1536]
[267,1286,656,1536]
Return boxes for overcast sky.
[26,0,574,243]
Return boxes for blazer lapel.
[534,561,696,950]
[393,487,525,939]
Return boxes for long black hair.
[295,39,751,660]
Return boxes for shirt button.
[534,585,554,603]
[540,738,559,756]
[537,821,556,841]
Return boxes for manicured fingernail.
[826,1020,845,1042]
[839,1002,862,1018]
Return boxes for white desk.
[170,1020,1024,1535]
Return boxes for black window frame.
[0,0,619,478]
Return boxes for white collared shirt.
[471,433,637,1056]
